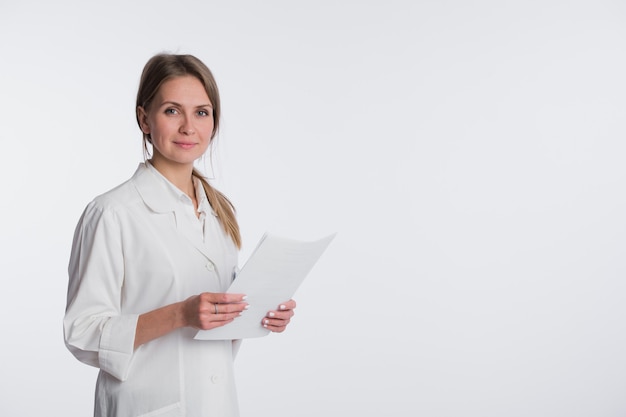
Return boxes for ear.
[137,106,150,134]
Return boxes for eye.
[197,109,211,117]
[164,108,178,115]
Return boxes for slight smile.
[174,142,197,149]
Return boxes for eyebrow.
[160,100,213,109]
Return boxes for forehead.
[156,75,211,105]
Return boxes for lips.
[174,141,196,149]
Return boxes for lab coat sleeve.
[63,200,138,381]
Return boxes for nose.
[180,115,195,135]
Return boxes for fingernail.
[244,305,250,310]
[263,324,268,328]
[264,319,269,325]
[279,304,286,310]
[268,312,275,317]
[242,295,248,301]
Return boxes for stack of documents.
[194,232,336,340]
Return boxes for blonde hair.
[136,53,241,248]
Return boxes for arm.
[134,292,247,349]
[64,202,247,379]
[64,203,133,379]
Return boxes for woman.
[63,53,296,417]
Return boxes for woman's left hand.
[262,299,296,333]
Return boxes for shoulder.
[89,164,154,212]
[88,178,139,215]
[78,164,151,225]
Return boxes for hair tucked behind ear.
[192,168,241,249]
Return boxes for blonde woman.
[64,53,296,417]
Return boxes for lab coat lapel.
[173,207,221,265]
[131,163,219,265]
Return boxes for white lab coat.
[64,162,241,417]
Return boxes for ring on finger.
[214,303,219,314]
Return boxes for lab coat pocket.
[137,402,182,417]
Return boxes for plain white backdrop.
[1,1,625,415]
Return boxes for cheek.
[201,121,216,139]
[150,119,174,137]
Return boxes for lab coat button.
[206,262,214,271]
[211,374,221,384]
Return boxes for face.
[137,75,214,171]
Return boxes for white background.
[1,1,625,416]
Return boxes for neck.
[149,158,195,198]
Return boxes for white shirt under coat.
[64,162,241,417]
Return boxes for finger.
[198,309,245,330]
[213,302,249,315]
[264,300,296,319]
[212,311,242,322]
[200,292,248,304]
[265,309,294,320]
[277,299,297,311]
[219,293,248,304]
[262,317,289,333]
[197,317,237,331]
[262,316,291,327]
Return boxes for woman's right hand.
[182,292,248,330]
[134,292,248,349]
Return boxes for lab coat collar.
[131,163,178,213]
[193,176,217,218]
[130,163,221,266]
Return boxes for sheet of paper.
[194,232,336,340]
